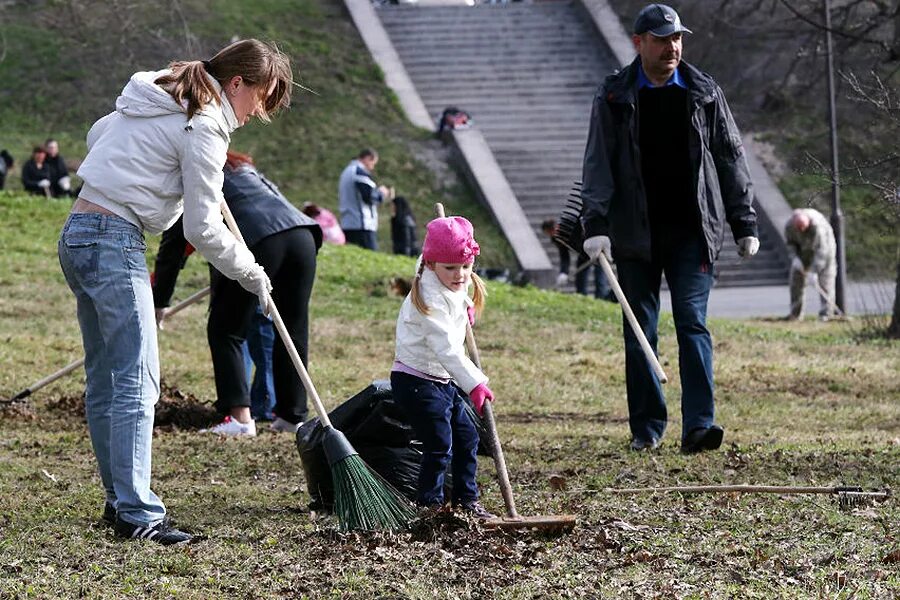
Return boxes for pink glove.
[469,383,494,416]
[466,305,476,327]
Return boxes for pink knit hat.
[422,216,480,264]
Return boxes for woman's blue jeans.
[58,213,166,527]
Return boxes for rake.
[554,183,668,383]
[435,203,576,533]
[1,286,211,406]
[220,203,415,531]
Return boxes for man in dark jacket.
[580,3,760,454]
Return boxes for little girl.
[390,216,496,518]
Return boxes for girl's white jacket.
[76,69,257,282]
[394,266,487,394]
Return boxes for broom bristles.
[331,454,417,531]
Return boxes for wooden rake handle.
[434,203,520,519]
[594,252,668,383]
[220,202,334,429]
[3,286,211,404]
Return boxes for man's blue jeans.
[58,213,166,527]
[615,235,716,443]
[242,307,276,421]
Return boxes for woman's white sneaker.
[200,416,256,437]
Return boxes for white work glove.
[807,271,819,286]
[583,235,612,263]
[58,176,72,192]
[37,179,51,188]
[238,263,273,316]
[555,272,569,288]
[736,236,760,259]
[155,307,168,330]
[791,256,805,274]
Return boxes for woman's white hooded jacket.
[394,266,487,394]
[76,69,256,281]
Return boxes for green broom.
[222,204,415,531]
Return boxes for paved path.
[659,281,894,319]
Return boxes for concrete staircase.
[378,1,788,286]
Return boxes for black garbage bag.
[296,380,490,511]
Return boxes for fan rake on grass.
[221,204,415,532]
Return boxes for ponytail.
[470,271,487,316]
[410,260,430,315]
[154,61,218,121]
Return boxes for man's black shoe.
[681,425,724,454]
[630,437,660,451]
[114,517,194,545]
[101,502,116,525]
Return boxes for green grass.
[1,193,898,598]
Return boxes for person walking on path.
[153,151,322,437]
[784,208,837,320]
[338,148,389,250]
[580,4,760,454]
[390,216,496,519]
[58,39,293,545]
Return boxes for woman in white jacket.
[57,39,292,545]
[390,216,496,519]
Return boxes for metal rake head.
[835,488,892,510]
[553,181,585,253]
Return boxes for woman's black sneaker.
[114,517,193,545]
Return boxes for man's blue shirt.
[637,64,687,90]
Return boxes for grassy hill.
[0,0,514,267]
[0,192,898,598]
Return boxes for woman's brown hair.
[155,39,293,122]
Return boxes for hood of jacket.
[115,69,239,133]
[602,58,718,106]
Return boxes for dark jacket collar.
[603,57,717,105]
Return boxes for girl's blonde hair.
[154,39,293,122]
[411,261,487,317]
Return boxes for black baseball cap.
[633,4,692,37]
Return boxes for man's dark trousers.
[616,235,715,444]
[344,229,378,251]
[390,371,479,506]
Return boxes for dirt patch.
[153,383,219,431]
[1,383,218,430]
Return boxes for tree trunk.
[888,257,900,339]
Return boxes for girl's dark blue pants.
[390,371,480,506]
